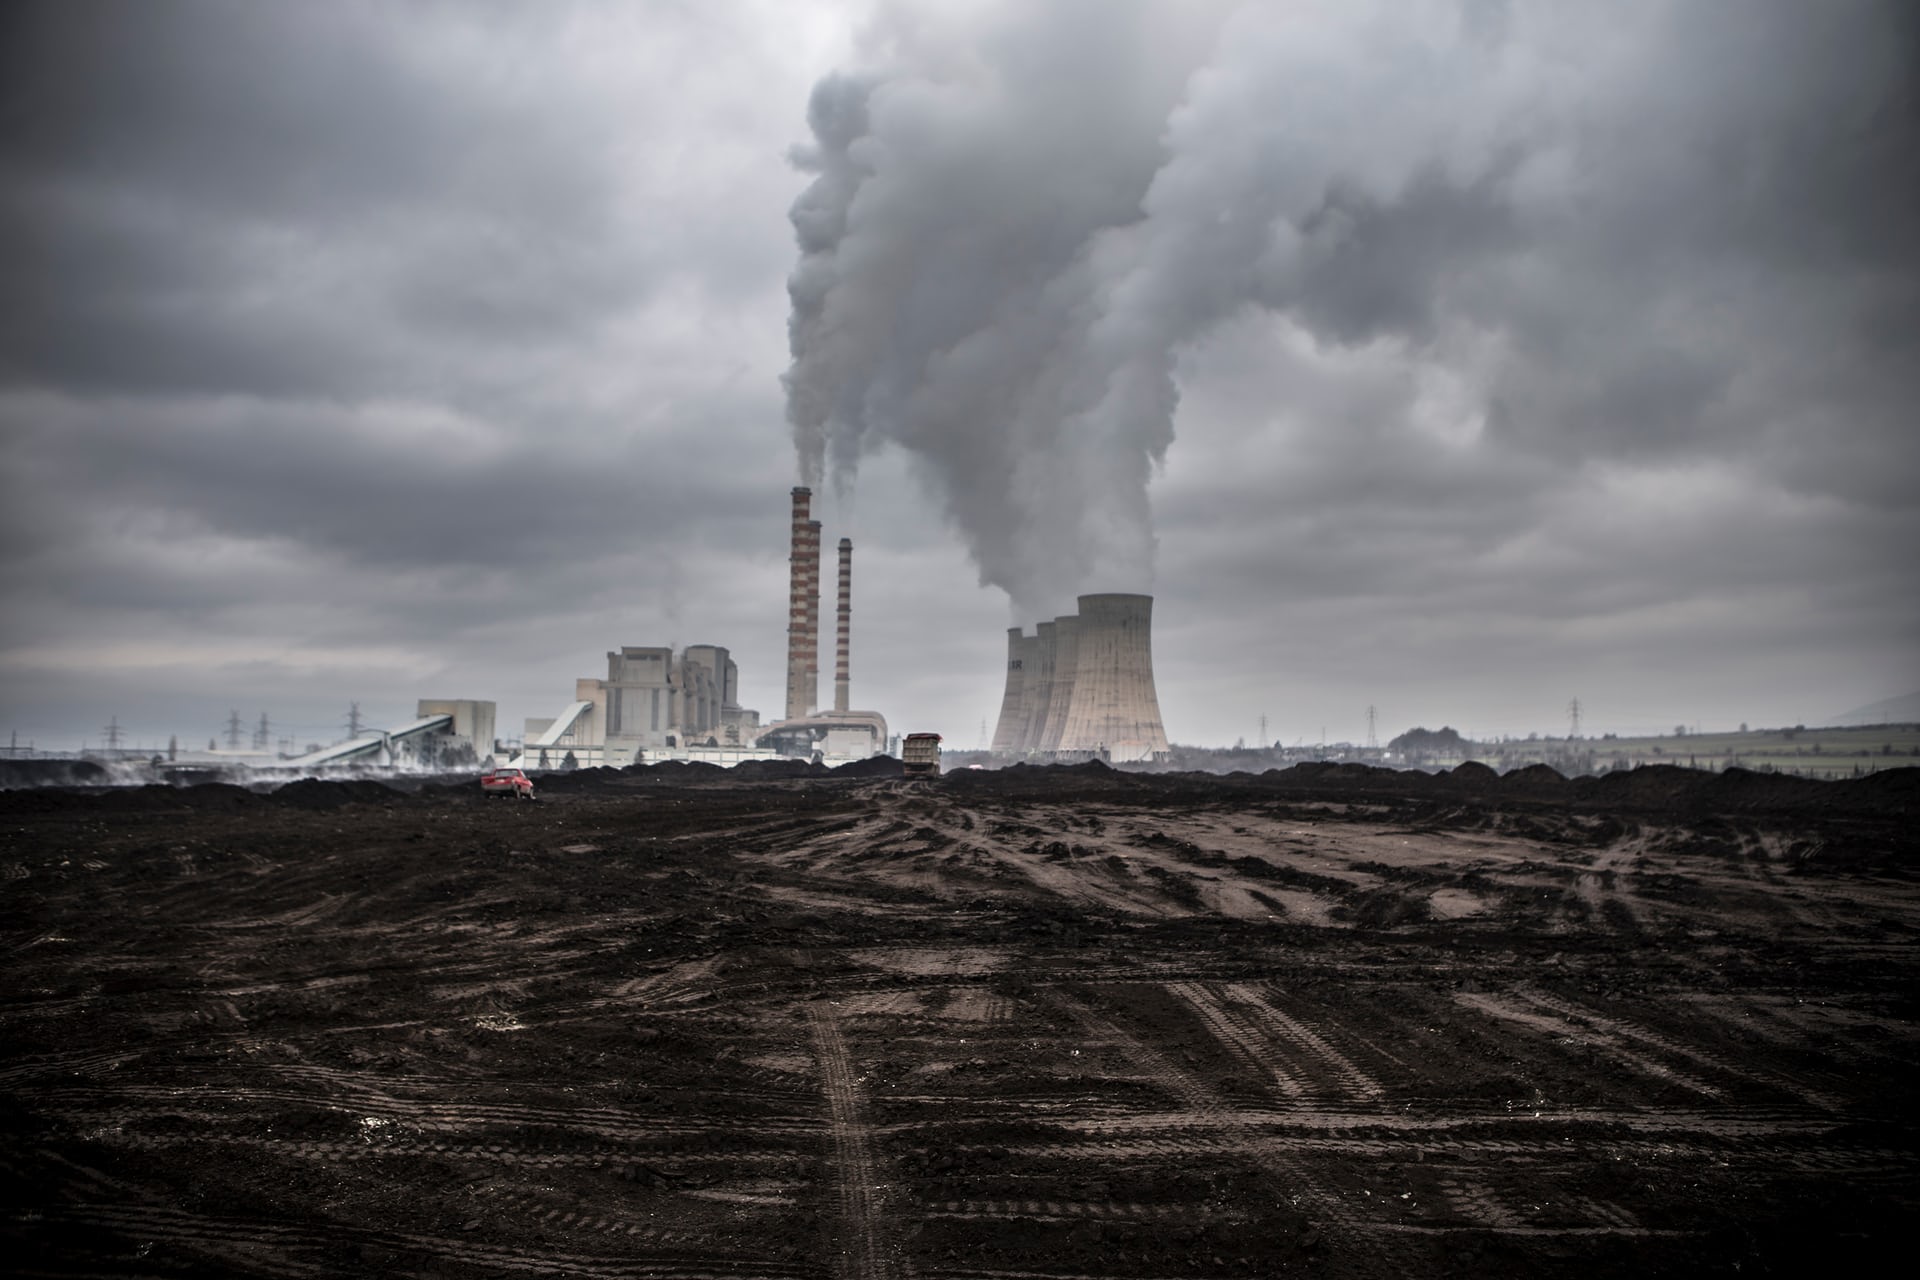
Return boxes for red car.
[480,767,536,800]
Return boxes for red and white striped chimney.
[784,487,821,721]
[834,538,852,713]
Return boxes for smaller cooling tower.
[989,628,1029,754]
[1054,593,1168,762]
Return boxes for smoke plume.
[783,0,1918,623]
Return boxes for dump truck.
[901,733,943,778]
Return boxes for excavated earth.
[2,761,1916,1278]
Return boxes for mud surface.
[4,764,1917,1277]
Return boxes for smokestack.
[834,537,852,713]
[989,627,1028,754]
[784,487,821,721]
[1054,593,1168,762]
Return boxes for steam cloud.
[784,1,1917,624]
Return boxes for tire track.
[1453,991,1724,1098]
[26,1203,812,1278]
[808,1004,903,1280]
[1517,990,1842,1111]
[1042,989,1386,1273]
[1226,983,1385,1101]
[1166,982,1308,1099]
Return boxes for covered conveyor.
[282,713,454,769]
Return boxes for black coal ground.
[2,762,1916,1278]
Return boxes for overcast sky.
[2,0,1915,755]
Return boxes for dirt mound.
[1498,763,1569,799]
[270,778,401,809]
[1449,760,1502,788]
[729,759,821,780]
[828,754,903,778]
[529,764,634,792]
[941,758,1142,795]
[174,782,268,811]
[0,759,109,789]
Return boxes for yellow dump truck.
[901,733,942,777]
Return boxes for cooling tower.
[833,537,852,713]
[1033,614,1079,753]
[1054,593,1168,762]
[1016,620,1058,753]
[784,487,821,721]
[988,628,1030,754]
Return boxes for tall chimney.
[834,537,852,713]
[1054,593,1169,762]
[784,487,821,721]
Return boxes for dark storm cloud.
[2,0,1916,750]
[785,0,1919,657]
[0,0,828,744]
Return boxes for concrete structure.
[785,487,821,721]
[989,629,1028,754]
[760,492,889,763]
[834,537,852,714]
[1035,614,1079,752]
[523,646,761,769]
[284,699,494,770]
[989,593,1168,763]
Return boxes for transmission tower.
[103,717,123,750]
[1258,713,1268,748]
[1366,705,1378,749]
[1567,697,1582,740]
[226,710,244,750]
[253,712,270,751]
[347,701,363,737]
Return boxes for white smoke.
[783,0,1916,621]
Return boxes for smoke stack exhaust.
[784,487,821,721]
[834,537,852,713]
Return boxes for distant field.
[1483,723,1920,780]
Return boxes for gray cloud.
[0,0,1914,751]
[778,0,1916,738]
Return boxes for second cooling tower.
[990,593,1168,763]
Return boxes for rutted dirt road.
[3,763,1915,1277]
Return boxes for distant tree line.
[1388,726,1468,756]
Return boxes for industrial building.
[521,646,763,769]
[990,593,1169,763]
[285,699,497,770]
[517,486,889,769]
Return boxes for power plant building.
[522,486,889,768]
[990,593,1169,763]
[522,645,763,769]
